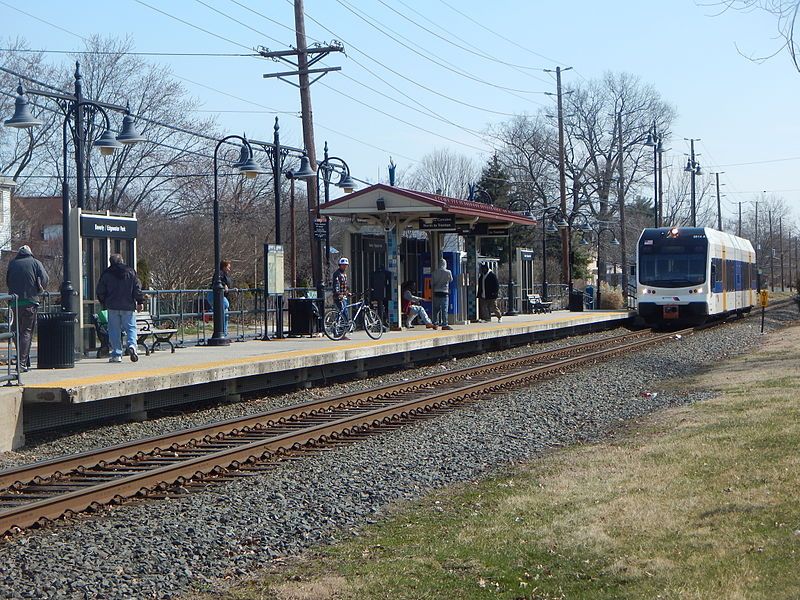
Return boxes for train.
[636,227,757,326]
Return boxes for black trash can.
[37,311,77,369]
[568,290,585,312]
[288,299,322,336]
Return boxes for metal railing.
[0,294,20,385]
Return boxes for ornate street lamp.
[540,207,568,301]
[3,64,145,314]
[209,135,267,346]
[506,198,536,315]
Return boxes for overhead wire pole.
[713,171,724,231]
[260,0,344,305]
[780,216,785,291]
[544,65,572,289]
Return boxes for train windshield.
[639,240,707,287]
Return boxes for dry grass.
[192,324,800,600]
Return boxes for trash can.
[288,299,322,336]
[584,285,594,310]
[37,311,77,369]
[568,290,585,312]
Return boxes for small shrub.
[599,282,623,309]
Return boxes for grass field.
[202,324,800,600]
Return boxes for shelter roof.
[319,184,537,227]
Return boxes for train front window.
[639,242,707,288]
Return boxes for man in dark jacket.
[97,254,145,363]
[6,245,49,371]
[477,262,502,323]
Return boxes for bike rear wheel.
[363,306,384,339]
[323,309,349,341]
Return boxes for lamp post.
[540,206,568,301]
[209,135,268,346]
[4,63,145,314]
[506,199,536,316]
[644,122,665,227]
[316,143,356,307]
[684,138,701,227]
[583,223,620,309]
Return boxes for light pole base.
[207,337,231,347]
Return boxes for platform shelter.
[319,184,536,328]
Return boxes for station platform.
[9,310,632,441]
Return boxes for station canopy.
[319,183,537,234]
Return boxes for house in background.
[0,177,15,252]
[9,195,62,260]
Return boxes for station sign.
[419,215,456,231]
[519,249,535,262]
[313,218,329,240]
[80,214,137,239]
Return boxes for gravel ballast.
[0,306,796,599]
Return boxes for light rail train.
[636,227,756,326]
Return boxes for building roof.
[319,184,537,228]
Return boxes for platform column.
[386,218,401,329]
[465,235,478,322]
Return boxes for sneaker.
[497,316,502,323]
[442,325,453,330]
[425,323,438,329]
[109,356,122,363]
[128,346,139,363]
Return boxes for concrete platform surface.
[20,310,630,405]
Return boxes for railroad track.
[0,324,714,536]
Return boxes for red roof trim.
[320,183,536,225]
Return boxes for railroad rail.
[0,322,739,535]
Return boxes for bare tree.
[405,148,481,197]
[711,1,800,71]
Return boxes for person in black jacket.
[6,245,49,371]
[476,262,502,323]
[97,254,145,363]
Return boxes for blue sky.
[2,0,799,223]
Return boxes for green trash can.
[37,311,77,369]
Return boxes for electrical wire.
[0,48,259,57]
[192,0,290,48]
[334,0,546,99]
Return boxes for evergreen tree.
[476,154,512,206]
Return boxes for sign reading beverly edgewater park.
[80,214,138,239]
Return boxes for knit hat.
[18,245,32,256]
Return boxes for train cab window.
[639,242,708,288]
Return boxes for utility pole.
[780,216,785,291]
[755,201,760,287]
[657,142,664,227]
[769,210,774,292]
[716,173,722,230]
[544,65,572,289]
[738,202,742,237]
[684,138,700,227]
[260,0,344,296]
[617,111,628,303]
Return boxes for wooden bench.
[135,312,178,354]
[527,293,552,314]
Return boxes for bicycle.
[323,294,384,341]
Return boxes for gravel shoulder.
[0,306,796,599]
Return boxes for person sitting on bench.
[401,281,437,330]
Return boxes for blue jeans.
[408,304,432,325]
[207,292,230,335]
[107,309,137,358]
[432,294,449,326]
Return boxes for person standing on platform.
[431,258,453,330]
[207,260,233,337]
[477,262,502,323]
[6,245,49,372]
[97,254,145,363]
[332,257,350,312]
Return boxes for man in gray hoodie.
[431,258,453,330]
[6,245,49,371]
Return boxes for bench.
[527,293,552,314]
[136,312,178,354]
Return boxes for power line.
[192,0,290,48]
[296,1,521,116]
[379,0,551,82]
[334,0,546,99]
[0,47,258,57]
[0,0,83,41]
[226,0,299,38]
[131,0,254,52]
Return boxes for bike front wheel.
[323,309,348,341]
[363,306,384,340]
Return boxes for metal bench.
[527,293,552,314]
[135,312,177,354]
